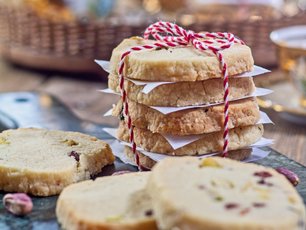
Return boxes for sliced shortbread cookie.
[56,172,157,230]
[124,146,251,169]
[110,37,254,82]
[109,74,255,106]
[0,128,115,196]
[113,98,260,135]
[117,122,263,155]
[147,157,306,230]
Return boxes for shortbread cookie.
[118,122,263,155]
[57,172,157,230]
[124,146,251,169]
[109,74,255,106]
[147,157,306,230]
[0,128,115,196]
[113,98,260,135]
[110,37,254,82]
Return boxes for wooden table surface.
[0,58,305,166]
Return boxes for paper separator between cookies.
[105,136,273,166]
[101,87,273,116]
[95,60,270,95]
[102,109,273,152]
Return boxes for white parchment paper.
[100,87,273,115]
[150,87,272,114]
[103,111,273,150]
[139,66,270,94]
[95,59,270,94]
[98,88,120,95]
[106,138,271,167]
[103,108,113,116]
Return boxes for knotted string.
[118,21,245,170]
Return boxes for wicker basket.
[0,5,305,75]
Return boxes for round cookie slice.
[118,122,264,156]
[110,37,254,82]
[113,98,260,135]
[108,74,255,107]
[147,157,306,230]
[0,128,115,196]
[56,172,157,230]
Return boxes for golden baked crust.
[0,128,115,196]
[110,37,254,82]
[117,122,264,155]
[108,74,255,106]
[57,173,157,230]
[124,146,251,169]
[113,98,260,135]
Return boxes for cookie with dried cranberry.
[56,172,157,230]
[147,157,306,230]
[0,128,115,196]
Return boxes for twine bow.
[118,21,245,170]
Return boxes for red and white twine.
[118,21,245,170]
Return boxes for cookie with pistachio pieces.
[0,128,115,196]
[56,172,157,230]
[147,157,306,230]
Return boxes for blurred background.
[0,0,305,73]
[0,0,305,162]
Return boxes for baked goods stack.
[100,21,272,169]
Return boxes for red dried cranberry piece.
[253,202,266,208]
[225,203,239,210]
[68,151,79,162]
[257,179,273,186]
[240,208,250,216]
[257,179,265,185]
[254,171,272,178]
[144,209,153,216]
[197,185,206,190]
[266,182,273,186]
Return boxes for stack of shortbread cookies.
[107,37,268,169]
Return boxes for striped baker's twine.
[118,21,245,169]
